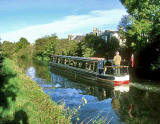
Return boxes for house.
[91,28,124,46]
[68,34,85,42]
[73,35,85,42]
[99,30,118,41]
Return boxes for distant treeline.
[0,34,120,61]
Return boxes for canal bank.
[0,58,71,124]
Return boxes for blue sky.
[0,0,127,43]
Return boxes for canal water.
[24,61,160,124]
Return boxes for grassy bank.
[0,58,71,124]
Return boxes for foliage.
[1,41,16,57]
[118,15,133,49]
[119,0,160,71]
[85,34,107,57]
[137,41,160,72]
[15,37,30,52]
[105,36,120,58]
[15,45,34,62]
[34,36,57,61]
[82,47,95,57]
[1,37,30,58]
[33,33,120,60]
[118,15,133,32]
[75,34,120,58]
[119,0,160,48]
[80,34,106,57]
[55,39,79,56]
[34,35,79,61]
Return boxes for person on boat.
[104,57,112,74]
[113,51,121,76]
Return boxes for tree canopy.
[16,37,30,52]
[1,41,16,57]
[119,0,160,72]
[33,35,79,61]
[119,0,160,49]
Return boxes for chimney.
[93,27,98,36]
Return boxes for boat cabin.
[51,55,129,77]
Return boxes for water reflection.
[26,66,36,78]
[114,85,129,92]
[47,73,122,124]
[25,62,160,124]
[26,66,129,123]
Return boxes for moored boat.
[50,55,130,86]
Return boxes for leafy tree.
[16,37,30,52]
[0,41,2,56]
[118,15,133,32]
[78,34,121,58]
[119,0,160,49]
[34,36,57,61]
[105,36,120,58]
[54,39,78,56]
[82,47,95,57]
[119,0,160,75]
[1,41,16,57]
[81,34,107,57]
[118,15,133,48]
[65,40,79,56]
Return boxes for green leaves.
[119,0,160,50]
[16,37,30,52]
[33,36,79,61]
[80,34,107,57]
[34,36,57,61]
[54,39,78,56]
[1,41,16,57]
[82,47,95,57]
[119,0,160,73]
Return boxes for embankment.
[0,58,71,124]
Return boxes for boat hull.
[50,62,129,86]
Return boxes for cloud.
[0,9,127,43]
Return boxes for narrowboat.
[50,55,130,86]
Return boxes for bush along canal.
[24,59,160,124]
[0,58,71,124]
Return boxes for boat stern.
[114,75,130,86]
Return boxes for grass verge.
[0,58,71,124]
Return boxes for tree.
[34,36,57,61]
[82,47,95,57]
[81,34,107,57]
[105,36,120,58]
[33,35,79,61]
[118,15,133,32]
[119,0,160,48]
[54,39,78,56]
[16,37,30,52]
[119,0,160,74]
[1,41,16,57]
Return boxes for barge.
[50,55,130,86]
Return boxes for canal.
[23,60,160,124]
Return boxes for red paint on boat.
[114,80,129,86]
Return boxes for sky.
[0,0,127,43]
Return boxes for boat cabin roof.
[54,55,104,62]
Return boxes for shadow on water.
[0,59,28,124]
